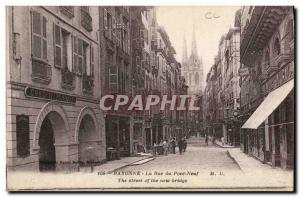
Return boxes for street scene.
[6,6,294,191]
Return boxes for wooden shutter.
[32,11,42,59]
[90,45,94,77]
[32,11,47,60]
[42,16,47,60]
[109,65,118,92]
[112,16,116,41]
[104,8,108,30]
[77,38,83,74]
[72,35,78,73]
[54,24,62,68]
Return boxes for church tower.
[181,26,204,95]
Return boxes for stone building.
[203,9,241,145]
[99,6,132,159]
[240,6,294,169]
[220,16,241,146]
[6,6,105,171]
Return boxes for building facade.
[7,6,105,171]
[99,6,133,158]
[240,6,294,169]
[203,9,241,145]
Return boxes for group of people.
[154,136,187,156]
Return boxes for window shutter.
[32,11,42,59]
[109,65,118,92]
[77,38,83,74]
[42,16,47,60]
[103,9,108,30]
[90,45,94,77]
[112,16,116,41]
[54,24,62,68]
[72,35,78,73]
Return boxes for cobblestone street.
[121,137,242,174]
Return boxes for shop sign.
[25,87,76,103]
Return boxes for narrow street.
[119,137,242,174]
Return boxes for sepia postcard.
[6,6,295,192]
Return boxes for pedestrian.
[205,134,209,146]
[171,137,176,154]
[178,137,183,154]
[183,137,187,152]
[163,138,168,155]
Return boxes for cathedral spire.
[191,25,198,57]
[182,34,188,65]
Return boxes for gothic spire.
[191,25,198,57]
[182,34,188,65]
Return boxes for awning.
[242,79,294,129]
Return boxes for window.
[109,65,118,92]
[104,9,113,39]
[273,38,281,56]
[72,36,84,74]
[90,46,94,77]
[32,11,47,61]
[16,115,30,158]
[54,24,71,69]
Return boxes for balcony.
[262,60,294,95]
[31,60,52,84]
[60,6,74,18]
[81,9,92,32]
[61,69,75,90]
[82,74,94,95]
[241,7,290,65]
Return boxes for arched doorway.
[39,116,56,171]
[78,114,98,165]
[39,111,68,171]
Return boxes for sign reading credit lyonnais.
[25,87,77,103]
[99,95,200,111]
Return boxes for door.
[39,117,56,171]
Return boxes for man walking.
[178,137,183,154]
[205,134,209,146]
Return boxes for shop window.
[16,115,30,158]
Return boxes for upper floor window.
[32,11,47,61]
[273,38,281,56]
[104,9,113,39]
[54,24,71,70]
[81,6,92,32]
[59,6,74,18]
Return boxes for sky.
[156,6,240,82]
